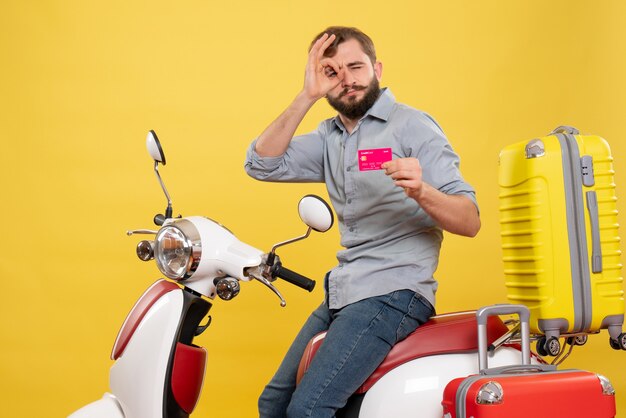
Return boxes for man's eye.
[324,67,337,77]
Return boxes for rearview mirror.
[146,130,172,221]
[298,195,334,233]
[146,130,166,165]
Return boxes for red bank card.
[358,148,392,171]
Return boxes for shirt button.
[347,167,351,171]
[349,227,355,232]
[347,199,352,204]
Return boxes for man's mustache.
[339,84,367,98]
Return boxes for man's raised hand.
[303,33,344,101]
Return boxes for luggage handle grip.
[476,305,531,372]
[586,191,603,273]
[549,125,580,135]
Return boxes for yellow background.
[2,0,625,416]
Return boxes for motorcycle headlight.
[154,220,201,280]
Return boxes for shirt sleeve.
[244,123,326,183]
[402,112,479,210]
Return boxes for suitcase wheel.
[609,333,626,350]
[566,335,588,347]
[537,336,561,357]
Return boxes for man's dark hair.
[309,26,377,65]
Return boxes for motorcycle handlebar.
[273,264,316,292]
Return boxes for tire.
[536,336,549,357]
[545,337,561,356]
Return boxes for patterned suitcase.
[498,126,626,355]
[441,305,617,418]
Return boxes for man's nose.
[341,70,355,87]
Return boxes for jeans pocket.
[414,294,435,320]
[395,293,434,343]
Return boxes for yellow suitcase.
[498,126,625,356]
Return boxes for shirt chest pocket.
[353,168,398,201]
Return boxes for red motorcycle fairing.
[112,279,180,360]
[297,311,509,393]
[171,342,207,414]
[163,287,213,417]
[109,278,212,417]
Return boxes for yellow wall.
[2,0,625,416]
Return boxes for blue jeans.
[258,289,434,418]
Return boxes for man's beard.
[326,77,381,120]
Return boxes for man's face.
[324,38,383,120]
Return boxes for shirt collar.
[332,87,395,131]
[367,87,395,121]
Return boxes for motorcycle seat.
[296,310,509,394]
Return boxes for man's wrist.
[296,90,320,107]
[408,182,429,203]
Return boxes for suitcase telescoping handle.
[476,305,531,371]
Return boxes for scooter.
[69,130,333,418]
[70,131,614,418]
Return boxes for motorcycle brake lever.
[252,275,287,307]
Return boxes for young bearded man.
[245,26,480,418]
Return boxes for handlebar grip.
[273,264,316,292]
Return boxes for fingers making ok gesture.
[303,33,344,101]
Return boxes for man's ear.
[374,61,383,81]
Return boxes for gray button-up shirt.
[245,88,477,309]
